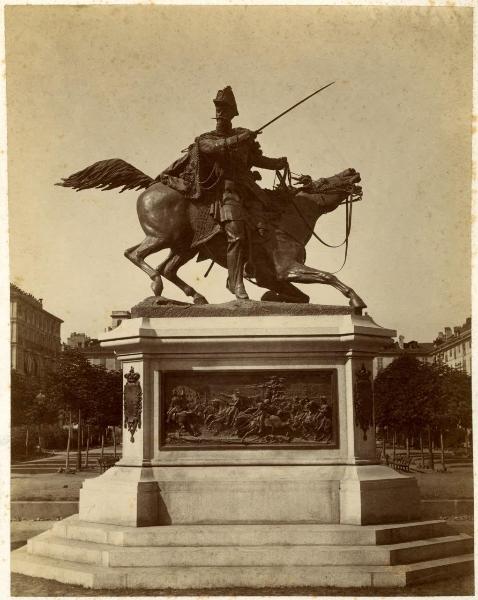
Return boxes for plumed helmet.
[213,86,239,117]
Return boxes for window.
[377,357,384,372]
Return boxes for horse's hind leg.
[254,266,310,304]
[261,282,310,304]
[158,249,208,305]
[124,236,167,296]
[284,263,367,310]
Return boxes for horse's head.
[293,168,362,200]
[290,168,362,216]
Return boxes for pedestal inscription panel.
[161,370,338,449]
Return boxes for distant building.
[64,333,119,371]
[373,319,471,378]
[65,310,131,371]
[10,283,63,376]
[66,332,89,349]
[431,318,471,375]
[373,335,434,378]
[82,341,121,371]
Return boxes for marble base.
[78,308,422,528]
[79,467,160,527]
[339,465,422,525]
[79,463,421,526]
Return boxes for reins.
[274,166,353,274]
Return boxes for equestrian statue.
[56,84,366,310]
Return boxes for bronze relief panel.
[161,370,338,449]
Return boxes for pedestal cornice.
[100,305,396,358]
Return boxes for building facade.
[66,332,89,349]
[10,283,63,376]
[64,310,131,371]
[373,336,434,378]
[373,319,471,378]
[431,318,471,375]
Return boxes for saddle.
[190,201,221,249]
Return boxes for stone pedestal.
[79,302,421,527]
[14,302,473,590]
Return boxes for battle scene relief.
[162,370,338,448]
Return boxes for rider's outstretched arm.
[252,154,288,170]
[250,142,288,170]
[198,130,255,155]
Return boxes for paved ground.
[413,468,474,500]
[11,446,119,504]
[12,471,98,501]
[12,446,120,475]
[9,572,475,596]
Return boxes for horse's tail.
[55,159,154,193]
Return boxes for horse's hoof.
[193,294,208,305]
[348,292,367,309]
[234,284,249,300]
[151,276,163,296]
[261,291,280,302]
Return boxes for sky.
[5,5,472,342]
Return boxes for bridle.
[274,166,353,274]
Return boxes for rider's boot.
[226,277,249,300]
[225,220,249,300]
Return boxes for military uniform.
[196,87,286,298]
[160,86,287,299]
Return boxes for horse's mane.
[55,159,154,193]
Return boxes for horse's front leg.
[282,262,367,310]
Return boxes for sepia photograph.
[5,3,473,597]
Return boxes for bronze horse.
[57,159,366,309]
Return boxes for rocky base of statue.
[131,297,358,318]
[144,295,191,307]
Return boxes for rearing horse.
[57,159,366,309]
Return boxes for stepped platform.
[11,516,473,590]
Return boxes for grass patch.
[413,470,473,499]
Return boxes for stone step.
[387,534,473,565]
[11,545,474,590]
[12,546,120,589]
[27,530,472,568]
[52,515,451,547]
[402,553,475,585]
